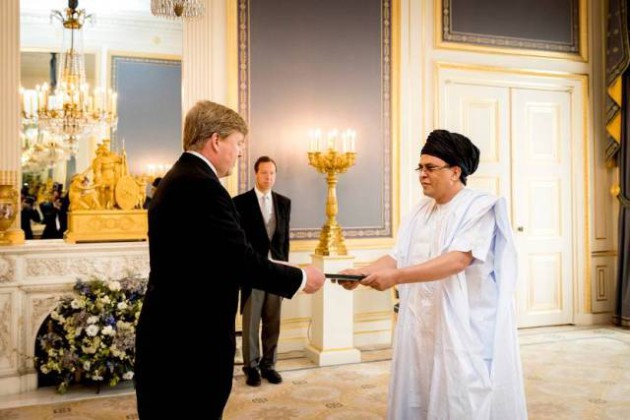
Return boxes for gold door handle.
[517,226,524,232]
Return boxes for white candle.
[315,129,321,151]
[328,129,338,151]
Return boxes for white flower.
[86,324,100,337]
[70,299,85,309]
[37,277,148,393]
[101,325,115,336]
[82,340,99,354]
[51,311,65,323]
[107,281,121,291]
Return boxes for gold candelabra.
[307,129,357,256]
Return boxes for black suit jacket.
[233,189,291,310]
[134,153,302,419]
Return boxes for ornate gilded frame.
[109,52,182,173]
[435,0,588,61]
[235,0,400,250]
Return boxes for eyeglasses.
[414,164,451,174]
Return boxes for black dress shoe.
[243,367,261,387]
[260,368,282,384]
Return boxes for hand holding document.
[269,259,324,294]
[324,273,366,281]
[303,265,325,293]
[331,269,367,290]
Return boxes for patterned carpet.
[519,326,630,420]
[1,327,629,419]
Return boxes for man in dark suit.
[20,196,40,239]
[234,156,290,386]
[134,101,325,420]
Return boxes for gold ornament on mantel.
[0,185,24,245]
[65,140,148,243]
[307,129,357,256]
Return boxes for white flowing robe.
[388,188,527,420]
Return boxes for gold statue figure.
[73,139,143,211]
[91,139,123,209]
[68,174,101,211]
[65,139,148,243]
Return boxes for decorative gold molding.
[353,328,392,336]
[434,61,591,316]
[64,210,148,243]
[107,51,182,164]
[0,170,17,187]
[225,0,240,196]
[355,311,392,322]
[109,52,182,97]
[108,50,181,92]
[434,0,588,62]
[291,237,395,252]
[591,250,617,257]
[390,0,401,244]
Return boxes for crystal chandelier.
[21,127,73,172]
[151,0,205,19]
[19,0,118,160]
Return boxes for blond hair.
[182,101,249,151]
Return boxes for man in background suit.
[134,101,325,420]
[234,156,290,386]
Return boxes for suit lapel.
[247,189,265,226]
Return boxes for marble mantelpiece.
[0,240,149,396]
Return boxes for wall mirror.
[20,0,182,239]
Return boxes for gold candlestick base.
[308,149,356,256]
[315,222,347,256]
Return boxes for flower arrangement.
[37,276,146,393]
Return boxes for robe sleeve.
[447,207,496,263]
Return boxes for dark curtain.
[614,73,630,327]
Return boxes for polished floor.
[0,326,629,419]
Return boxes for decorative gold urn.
[0,184,24,245]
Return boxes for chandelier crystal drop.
[151,0,205,19]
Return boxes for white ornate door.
[440,69,577,327]
[511,88,573,327]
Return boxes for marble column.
[0,0,25,244]
[305,255,361,366]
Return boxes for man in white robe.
[341,130,527,419]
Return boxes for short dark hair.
[254,156,276,173]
